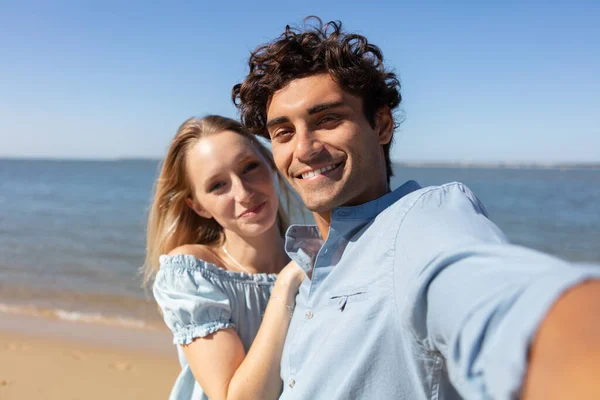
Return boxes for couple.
[144,18,600,400]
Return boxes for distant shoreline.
[2,157,599,170]
[392,161,600,170]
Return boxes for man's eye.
[319,114,341,124]
[209,182,225,192]
[273,128,293,139]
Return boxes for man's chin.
[300,194,345,214]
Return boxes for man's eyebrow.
[266,116,290,128]
[266,101,346,128]
[307,101,344,115]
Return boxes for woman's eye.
[244,162,260,173]
[209,182,225,192]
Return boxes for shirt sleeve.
[153,254,235,345]
[394,182,600,400]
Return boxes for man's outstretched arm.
[522,279,600,400]
[393,182,600,399]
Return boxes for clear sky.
[1,0,598,163]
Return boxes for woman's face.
[185,130,279,238]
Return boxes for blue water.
[0,159,598,327]
[391,166,600,262]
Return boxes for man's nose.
[294,127,324,162]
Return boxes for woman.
[144,115,306,400]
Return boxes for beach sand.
[0,312,180,399]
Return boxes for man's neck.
[313,211,331,241]
[312,184,393,241]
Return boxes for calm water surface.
[1,159,598,327]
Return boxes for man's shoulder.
[381,181,504,251]
[384,181,482,217]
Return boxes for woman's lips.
[239,201,267,218]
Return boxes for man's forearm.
[522,279,600,400]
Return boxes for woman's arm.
[182,261,304,400]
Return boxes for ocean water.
[1,159,599,329]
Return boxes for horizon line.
[1,156,599,169]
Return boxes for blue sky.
[1,1,598,163]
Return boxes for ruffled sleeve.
[153,254,235,345]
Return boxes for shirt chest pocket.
[326,287,369,312]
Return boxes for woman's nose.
[232,179,255,203]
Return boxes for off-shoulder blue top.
[153,254,277,400]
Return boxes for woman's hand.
[276,260,306,288]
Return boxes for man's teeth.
[301,164,338,179]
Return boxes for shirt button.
[288,378,295,388]
[305,311,313,319]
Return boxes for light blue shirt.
[153,254,277,400]
[281,181,600,399]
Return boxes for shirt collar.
[285,180,421,269]
[330,180,422,221]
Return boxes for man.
[232,18,600,399]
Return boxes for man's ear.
[185,197,212,219]
[376,107,394,145]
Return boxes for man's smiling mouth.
[297,163,343,180]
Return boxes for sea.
[1,158,599,330]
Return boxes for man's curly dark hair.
[232,16,402,184]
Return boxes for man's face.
[266,74,392,213]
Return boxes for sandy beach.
[0,312,180,399]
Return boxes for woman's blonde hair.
[143,115,293,284]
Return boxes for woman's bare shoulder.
[168,244,220,264]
